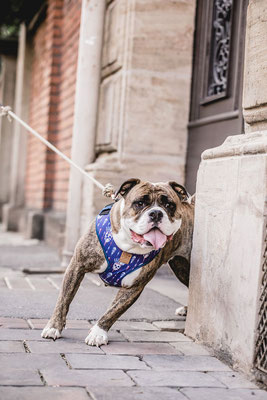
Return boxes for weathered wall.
[79,0,196,234]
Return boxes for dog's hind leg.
[85,286,144,346]
[168,255,190,317]
[168,255,190,288]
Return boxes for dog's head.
[113,178,191,253]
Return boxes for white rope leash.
[0,105,115,199]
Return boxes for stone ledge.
[202,131,267,160]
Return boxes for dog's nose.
[149,210,163,223]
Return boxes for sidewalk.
[0,227,266,399]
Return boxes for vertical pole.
[61,0,106,266]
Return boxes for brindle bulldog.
[42,179,194,346]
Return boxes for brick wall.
[25,0,81,211]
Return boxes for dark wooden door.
[186,0,249,193]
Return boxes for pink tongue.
[143,229,167,250]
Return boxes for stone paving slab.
[28,318,92,330]
[0,353,64,369]
[87,386,187,400]
[0,368,42,386]
[0,285,182,320]
[65,354,150,370]
[0,386,91,400]
[111,321,159,331]
[0,328,47,340]
[0,340,25,353]
[26,277,56,291]
[121,330,192,342]
[152,320,185,331]
[0,317,29,329]
[142,355,231,371]
[26,340,103,354]
[102,342,181,355]
[59,328,126,342]
[4,277,32,290]
[208,371,259,389]
[41,368,134,387]
[169,341,211,356]
[127,370,226,387]
[180,388,267,400]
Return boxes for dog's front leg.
[42,255,85,340]
[85,285,143,346]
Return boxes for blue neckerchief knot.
[96,204,161,287]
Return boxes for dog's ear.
[169,181,190,203]
[115,178,141,199]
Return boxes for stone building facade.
[0,0,266,385]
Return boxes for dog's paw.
[175,306,187,317]
[85,324,108,347]
[41,326,61,340]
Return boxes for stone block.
[102,342,180,355]
[112,320,158,331]
[0,368,42,386]
[121,330,192,342]
[152,320,185,331]
[142,355,231,372]
[0,353,64,370]
[169,342,210,356]
[42,368,134,387]
[207,371,259,389]
[0,317,29,329]
[0,387,90,400]
[65,354,149,370]
[127,370,225,387]
[0,328,46,340]
[25,211,44,240]
[186,133,267,375]
[26,340,103,354]
[87,386,186,400]
[181,388,267,400]
[0,340,25,353]
[28,319,92,330]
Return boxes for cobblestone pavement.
[0,227,266,399]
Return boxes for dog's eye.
[133,200,146,209]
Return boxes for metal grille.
[254,220,267,376]
[207,0,233,98]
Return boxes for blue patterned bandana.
[96,204,161,287]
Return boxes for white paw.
[175,306,187,317]
[85,324,108,347]
[41,326,61,340]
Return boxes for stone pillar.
[61,0,106,266]
[185,0,267,378]
[2,24,32,231]
[0,55,16,218]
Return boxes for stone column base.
[185,131,267,376]
[2,204,23,232]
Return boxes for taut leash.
[0,104,115,199]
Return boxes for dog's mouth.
[130,228,173,250]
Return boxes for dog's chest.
[95,205,160,287]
